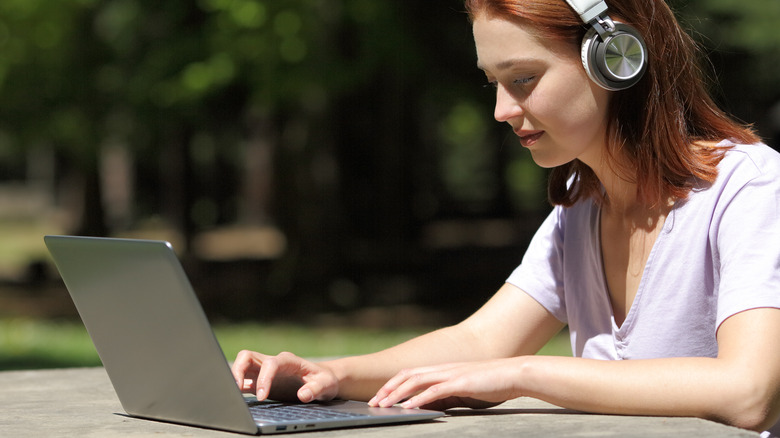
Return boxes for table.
[0,367,757,437]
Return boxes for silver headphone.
[564,0,648,91]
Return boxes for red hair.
[465,0,760,207]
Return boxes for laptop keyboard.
[248,402,370,424]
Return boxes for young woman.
[232,0,780,434]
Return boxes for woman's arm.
[232,283,564,403]
[374,307,780,432]
[324,283,564,401]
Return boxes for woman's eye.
[482,76,535,91]
[513,76,535,86]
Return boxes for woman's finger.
[231,350,265,389]
[369,368,418,406]
[231,351,340,404]
[401,382,455,409]
[370,363,461,407]
[253,355,281,401]
[375,368,452,407]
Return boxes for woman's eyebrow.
[477,57,541,72]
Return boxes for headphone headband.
[564,0,608,24]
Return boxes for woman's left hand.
[367,358,524,411]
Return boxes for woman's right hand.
[231,350,340,403]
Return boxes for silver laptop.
[44,235,443,434]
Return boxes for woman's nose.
[493,85,523,122]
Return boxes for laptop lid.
[45,235,260,434]
[44,235,443,435]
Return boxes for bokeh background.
[1,0,778,335]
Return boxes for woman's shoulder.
[693,141,780,205]
[718,141,780,176]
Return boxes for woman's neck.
[587,155,672,225]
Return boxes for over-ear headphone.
[564,0,648,91]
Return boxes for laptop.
[44,235,443,434]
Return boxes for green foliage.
[671,0,780,110]
[0,0,433,164]
[439,101,497,206]
[506,155,546,211]
[678,0,780,51]
[0,0,99,156]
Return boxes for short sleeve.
[714,147,780,328]
[506,206,568,323]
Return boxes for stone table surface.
[0,367,758,437]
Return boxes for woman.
[232,0,780,433]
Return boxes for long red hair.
[465,0,760,207]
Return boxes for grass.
[0,318,101,369]
[0,317,571,371]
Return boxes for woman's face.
[473,15,611,169]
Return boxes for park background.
[0,0,779,369]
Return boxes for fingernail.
[256,388,265,400]
[368,396,378,406]
[300,388,314,403]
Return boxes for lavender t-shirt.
[506,142,780,360]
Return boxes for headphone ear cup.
[580,22,647,91]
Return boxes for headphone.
[564,0,648,91]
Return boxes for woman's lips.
[515,130,544,147]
